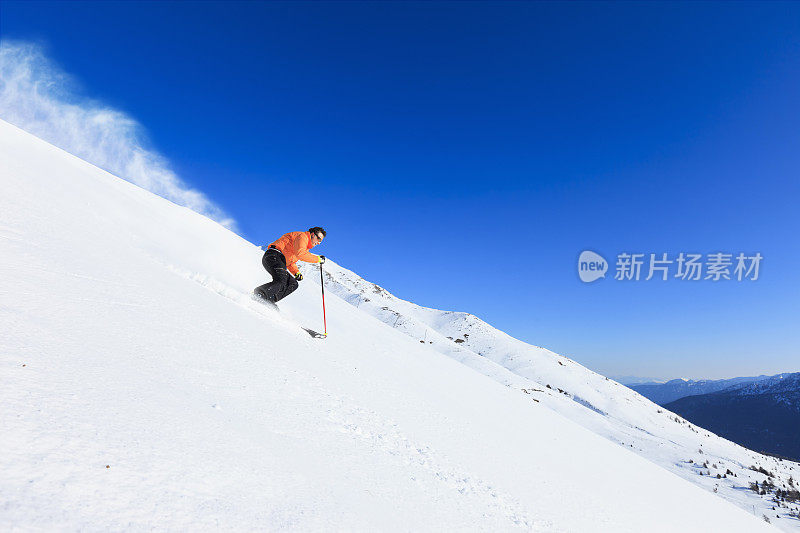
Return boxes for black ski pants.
[255,248,298,303]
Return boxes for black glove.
[294,272,303,281]
[319,255,326,264]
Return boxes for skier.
[254,227,326,305]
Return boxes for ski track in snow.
[161,261,294,322]
[295,374,544,530]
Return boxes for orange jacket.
[269,231,322,275]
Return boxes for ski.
[252,289,326,339]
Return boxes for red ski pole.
[319,262,327,337]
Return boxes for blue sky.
[2,1,799,379]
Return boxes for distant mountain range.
[629,375,774,405]
[608,375,666,386]
[632,373,800,461]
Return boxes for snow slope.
[319,261,800,530]
[0,118,780,531]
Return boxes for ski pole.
[319,262,327,337]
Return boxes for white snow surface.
[321,249,800,531]
[0,118,786,531]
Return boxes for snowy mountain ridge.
[0,117,791,530]
[315,239,800,530]
[723,373,800,400]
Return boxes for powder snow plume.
[0,40,236,230]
